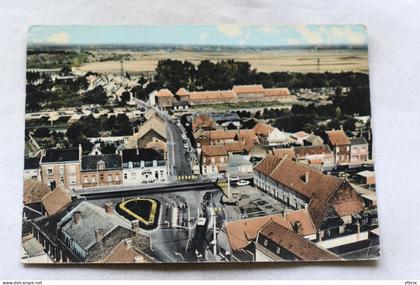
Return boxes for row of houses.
[216,156,378,262]
[152,84,296,110]
[190,112,370,178]
[23,193,156,263]
[24,146,167,189]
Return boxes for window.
[91,176,96,183]
[276,247,280,254]
[84,176,88,183]
[47,168,53,175]
[128,161,133,168]
[60,176,65,184]
[115,174,119,181]
[211,157,215,163]
[124,173,128,180]
[107,174,112,182]
[263,239,268,246]
[100,174,104,180]
[59,166,64,175]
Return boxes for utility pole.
[120,59,124,77]
[317,58,320,73]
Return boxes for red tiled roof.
[254,156,363,229]
[232,84,264,94]
[258,220,340,261]
[103,239,153,263]
[41,186,72,216]
[225,214,292,251]
[176,88,189,96]
[254,155,283,177]
[293,145,332,157]
[326,130,350,145]
[286,209,316,236]
[189,90,236,101]
[264,157,340,199]
[225,141,245,153]
[273,148,296,159]
[201,145,228,157]
[155,89,174,97]
[293,131,310,139]
[23,179,51,204]
[263,87,291,97]
[253,122,274,136]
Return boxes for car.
[236,180,250,187]
[183,143,189,149]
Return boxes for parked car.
[183,143,189,149]
[236,180,250,187]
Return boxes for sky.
[27,25,367,47]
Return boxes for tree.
[84,86,107,105]
[120,91,131,103]
[101,142,116,154]
[34,127,50,138]
[60,65,72,76]
[66,122,84,145]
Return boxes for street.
[166,117,193,179]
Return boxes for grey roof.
[58,201,131,250]
[22,237,44,257]
[42,148,79,163]
[304,134,323,143]
[228,155,252,167]
[24,157,40,170]
[210,112,241,123]
[81,154,122,171]
[350,137,368,145]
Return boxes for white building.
[24,157,41,181]
[121,148,167,185]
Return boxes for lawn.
[116,198,160,230]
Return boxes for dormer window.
[128,161,133,168]
[97,160,105,170]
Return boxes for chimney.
[294,221,303,236]
[95,229,104,242]
[134,255,145,263]
[78,144,82,161]
[104,202,113,214]
[73,211,82,224]
[124,238,133,249]
[132,220,140,233]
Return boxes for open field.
[76,49,368,75]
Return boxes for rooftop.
[350,137,368,145]
[155,89,174,97]
[326,130,350,145]
[23,179,51,205]
[81,154,122,171]
[58,201,131,251]
[232,84,264,94]
[24,157,40,170]
[201,144,227,157]
[293,145,332,157]
[225,214,292,251]
[122,148,163,163]
[41,148,79,163]
[258,220,340,261]
[41,186,72,216]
